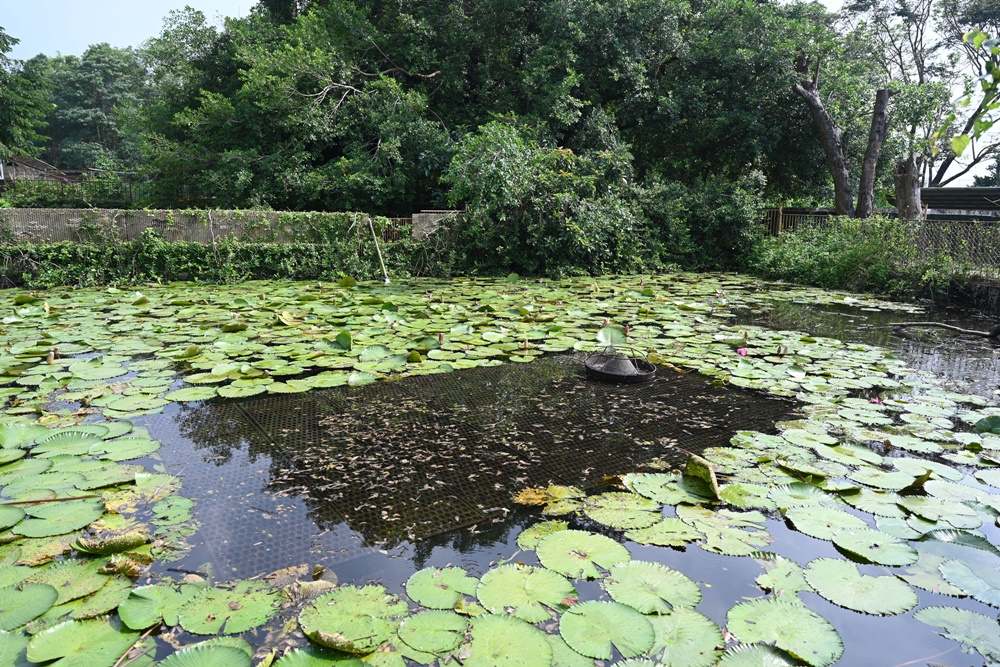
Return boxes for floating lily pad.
[273,646,364,667]
[69,577,132,620]
[397,610,467,655]
[88,437,160,462]
[158,643,252,667]
[165,386,218,402]
[536,530,630,579]
[405,567,478,610]
[604,561,700,614]
[26,617,139,665]
[583,492,660,529]
[756,557,813,597]
[463,614,551,667]
[625,518,703,547]
[178,579,280,635]
[13,500,104,538]
[0,584,58,630]
[299,586,407,654]
[25,559,110,605]
[0,630,29,667]
[716,644,797,667]
[783,506,867,541]
[803,558,917,615]
[831,528,918,566]
[31,432,104,458]
[516,521,569,551]
[477,564,576,622]
[0,506,25,530]
[0,424,49,448]
[939,559,1000,606]
[676,505,771,556]
[118,584,200,629]
[915,606,1000,662]
[559,601,654,659]
[647,608,723,667]
[726,599,843,667]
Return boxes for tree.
[32,44,146,169]
[0,27,50,159]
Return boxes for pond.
[0,273,999,667]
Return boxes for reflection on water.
[732,300,1000,400]
[142,356,794,578]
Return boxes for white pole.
[368,216,391,284]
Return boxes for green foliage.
[748,216,973,298]
[443,121,660,276]
[0,28,51,159]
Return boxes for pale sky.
[3,1,251,60]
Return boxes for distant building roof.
[0,155,68,182]
[921,187,1000,211]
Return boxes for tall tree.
[0,27,50,159]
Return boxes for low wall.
[0,209,413,244]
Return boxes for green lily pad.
[69,577,132,620]
[783,506,867,541]
[397,610,467,655]
[477,564,576,622]
[0,448,25,465]
[716,644,797,667]
[647,608,723,667]
[0,584,58,630]
[13,500,104,538]
[676,505,771,556]
[218,384,267,398]
[755,557,813,598]
[118,584,200,629]
[25,559,110,605]
[88,437,160,462]
[165,386,218,402]
[104,395,169,413]
[178,580,280,635]
[0,630,30,667]
[0,505,25,530]
[536,530,631,579]
[515,520,569,551]
[625,518,703,547]
[158,643,252,667]
[273,646,363,667]
[604,561,700,614]
[32,432,104,458]
[463,614,551,667]
[803,558,917,615]
[831,528,917,566]
[559,600,654,659]
[299,586,408,654]
[0,424,49,449]
[727,599,843,667]
[915,606,1000,662]
[26,617,139,665]
[405,567,479,610]
[582,492,660,529]
[939,559,1000,606]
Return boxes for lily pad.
[536,530,631,579]
[405,567,479,610]
[26,617,139,665]
[273,646,364,667]
[915,606,1000,662]
[716,644,797,667]
[25,559,110,605]
[0,424,49,449]
[0,584,58,630]
[647,608,723,667]
[397,610,467,655]
[118,584,200,629]
[0,505,25,530]
[13,500,104,538]
[477,564,576,622]
[515,521,569,551]
[583,492,660,529]
[803,558,917,615]
[0,630,30,667]
[158,643,252,667]
[783,506,867,541]
[463,614,551,667]
[178,580,280,635]
[625,518,703,547]
[88,437,160,462]
[604,561,701,614]
[939,559,1000,606]
[299,586,407,654]
[726,599,843,667]
[559,600,654,659]
[164,386,218,402]
[831,528,918,566]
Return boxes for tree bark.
[793,81,855,216]
[855,89,896,219]
[893,153,923,220]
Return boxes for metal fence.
[760,208,1000,279]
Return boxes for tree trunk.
[894,154,923,220]
[854,89,895,219]
[793,82,854,216]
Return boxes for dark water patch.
[139,356,795,579]
[732,300,1000,400]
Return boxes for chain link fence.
[761,209,1000,280]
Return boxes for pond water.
[3,274,1000,667]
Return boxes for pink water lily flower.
[737,347,748,356]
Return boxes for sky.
[3,1,251,60]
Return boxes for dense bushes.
[747,216,969,298]
[0,228,432,288]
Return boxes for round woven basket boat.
[584,345,656,383]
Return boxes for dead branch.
[890,321,1000,337]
